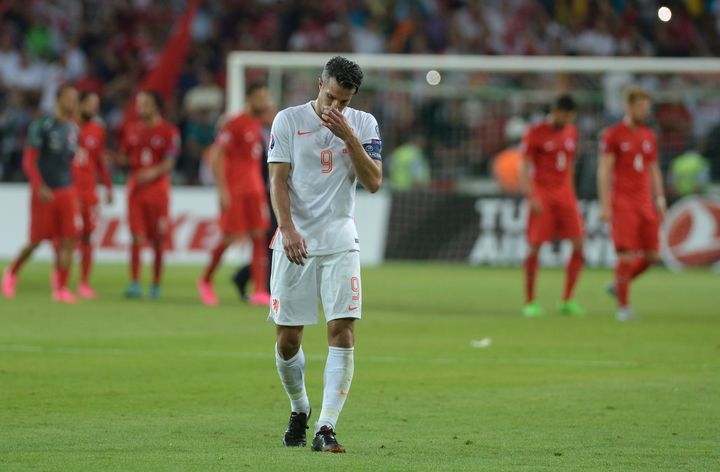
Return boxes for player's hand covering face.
[317,77,353,111]
[321,107,355,142]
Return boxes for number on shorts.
[320,150,333,174]
[351,276,360,301]
[633,153,644,172]
[556,151,567,171]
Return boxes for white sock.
[316,346,354,433]
[275,344,310,415]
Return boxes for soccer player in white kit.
[267,56,382,453]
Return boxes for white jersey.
[267,101,382,256]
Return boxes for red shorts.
[220,192,270,236]
[30,187,80,243]
[128,190,169,241]
[527,198,584,245]
[78,196,99,235]
[611,205,660,252]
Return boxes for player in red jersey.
[598,88,666,321]
[519,94,585,317]
[118,91,180,300]
[2,85,80,303]
[198,82,272,306]
[71,91,113,299]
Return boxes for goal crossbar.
[226,51,720,114]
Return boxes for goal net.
[227,52,720,268]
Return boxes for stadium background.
[2,0,719,269]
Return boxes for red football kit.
[600,121,659,252]
[214,113,270,235]
[199,113,271,302]
[72,119,111,234]
[521,121,583,245]
[121,120,180,240]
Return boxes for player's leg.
[558,205,585,316]
[276,324,312,446]
[53,237,77,303]
[611,207,642,321]
[78,201,97,298]
[523,243,543,317]
[2,241,41,299]
[558,237,585,316]
[4,193,50,297]
[312,317,354,453]
[523,202,550,317]
[248,228,270,305]
[269,250,318,447]
[630,211,661,281]
[52,189,80,303]
[149,197,169,299]
[198,233,235,306]
[245,193,271,305]
[77,232,96,297]
[313,251,362,453]
[614,251,636,321]
[231,264,251,300]
[125,193,144,298]
[150,237,164,300]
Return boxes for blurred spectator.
[388,135,430,191]
[4,49,45,92]
[184,68,223,116]
[0,0,720,190]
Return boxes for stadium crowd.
[1,0,719,191]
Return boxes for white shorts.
[268,249,362,326]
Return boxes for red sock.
[615,258,633,307]
[563,249,584,301]
[251,235,269,294]
[57,266,70,291]
[80,240,93,284]
[524,253,539,303]
[130,243,141,282]
[152,242,164,286]
[630,255,650,280]
[202,242,229,282]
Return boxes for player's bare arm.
[269,162,308,266]
[321,107,382,193]
[136,158,175,185]
[22,147,53,202]
[598,152,615,222]
[207,143,230,210]
[650,161,666,219]
[519,157,541,213]
[99,150,114,204]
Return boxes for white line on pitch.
[0,344,639,368]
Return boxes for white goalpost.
[227,51,720,114]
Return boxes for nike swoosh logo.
[348,306,359,311]
[297,130,315,136]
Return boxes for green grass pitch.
[1,262,718,471]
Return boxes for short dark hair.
[79,90,98,102]
[246,81,267,97]
[141,90,164,111]
[321,56,363,93]
[56,83,76,99]
[554,94,577,112]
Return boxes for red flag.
[123,0,200,125]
